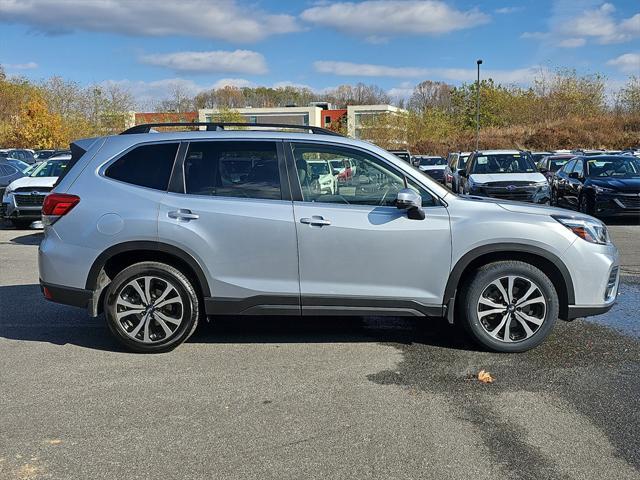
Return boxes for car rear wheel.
[104,261,200,353]
[459,261,559,352]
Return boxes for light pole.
[476,59,482,150]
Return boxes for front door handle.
[168,209,199,221]
[300,215,331,226]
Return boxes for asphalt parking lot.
[1,222,639,480]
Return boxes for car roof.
[475,150,523,155]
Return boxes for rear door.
[555,159,576,207]
[566,158,584,208]
[158,139,300,315]
[286,141,451,315]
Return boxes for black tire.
[579,194,594,216]
[10,218,32,229]
[458,261,559,353]
[104,261,200,353]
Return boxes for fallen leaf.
[477,370,494,384]
[48,439,62,445]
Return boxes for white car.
[307,159,338,194]
[2,155,70,228]
[414,155,447,183]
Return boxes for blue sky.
[1,0,638,108]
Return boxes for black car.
[537,154,574,182]
[444,151,471,193]
[551,155,640,217]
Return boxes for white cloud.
[557,37,586,48]
[315,61,430,78]
[523,2,640,47]
[315,60,548,84]
[3,61,38,70]
[211,78,253,89]
[301,1,489,40]
[140,50,267,75]
[0,0,300,42]
[607,53,640,73]
[495,6,523,14]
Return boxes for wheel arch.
[444,243,575,320]
[86,241,211,316]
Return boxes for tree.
[409,80,452,113]
[8,94,67,149]
[614,76,640,114]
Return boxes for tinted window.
[458,155,469,169]
[0,165,9,176]
[184,141,281,200]
[562,159,577,174]
[106,143,178,190]
[549,158,569,171]
[572,159,584,177]
[292,143,434,207]
[419,156,446,166]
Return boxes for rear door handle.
[168,209,199,221]
[300,216,331,226]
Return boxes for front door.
[158,139,300,315]
[286,141,451,316]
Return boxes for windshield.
[419,157,446,166]
[587,157,640,178]
[309,162,330,176]
[549,158,570,171]
[30,159,70,178]
[330,160,346,172]
[471,154,536,174]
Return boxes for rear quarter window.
[105,143,179,191]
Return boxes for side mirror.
[396,188,425,220]
[459,170,468,178]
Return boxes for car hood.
[455,193,586,218]
[469,172,547,184]
[588,177,640,192]
[6,176,57,191]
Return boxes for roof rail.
[120,122,343,136]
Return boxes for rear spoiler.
[52,138,98,188]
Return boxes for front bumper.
[594,193,640,217]
[469,184,551,204]
[2,192,45,219]
[566,304,615,320]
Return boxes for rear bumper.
[40,280,92,309]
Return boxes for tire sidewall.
[462,262,559,353]
[104,262,199,353]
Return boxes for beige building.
[347,105,404,139]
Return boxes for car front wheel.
[104,261,200,353]
[459,261,559,352]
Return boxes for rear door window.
[183,141,281,201]
[105,143,179,190]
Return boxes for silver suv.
[38,123,620,353]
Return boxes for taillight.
[42,193,80,225]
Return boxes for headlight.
[552,215,611,245]
[594,185,616,194]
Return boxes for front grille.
[14,194,46,207]
[424,170,444,181]
[616,195,640,209]
[483,186,536,202]
[605,267,619,301]
[14,187,52,194]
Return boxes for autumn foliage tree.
[8,94,67,149]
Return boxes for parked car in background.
[388,149,412,164]
[551,155,640,217]
[0,148,36,164]
[305,159,338,194]
[461,150,550,203]
[444,151,471,193]
[537,154,574,182]
[0,163,26,215]
[414,155,447,183]
[38,123,619,354]
[2,155,71,228]
[1,158,32,174]
[530,151,552,164]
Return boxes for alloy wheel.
[115,275,184,344]
[476,275,547,343]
